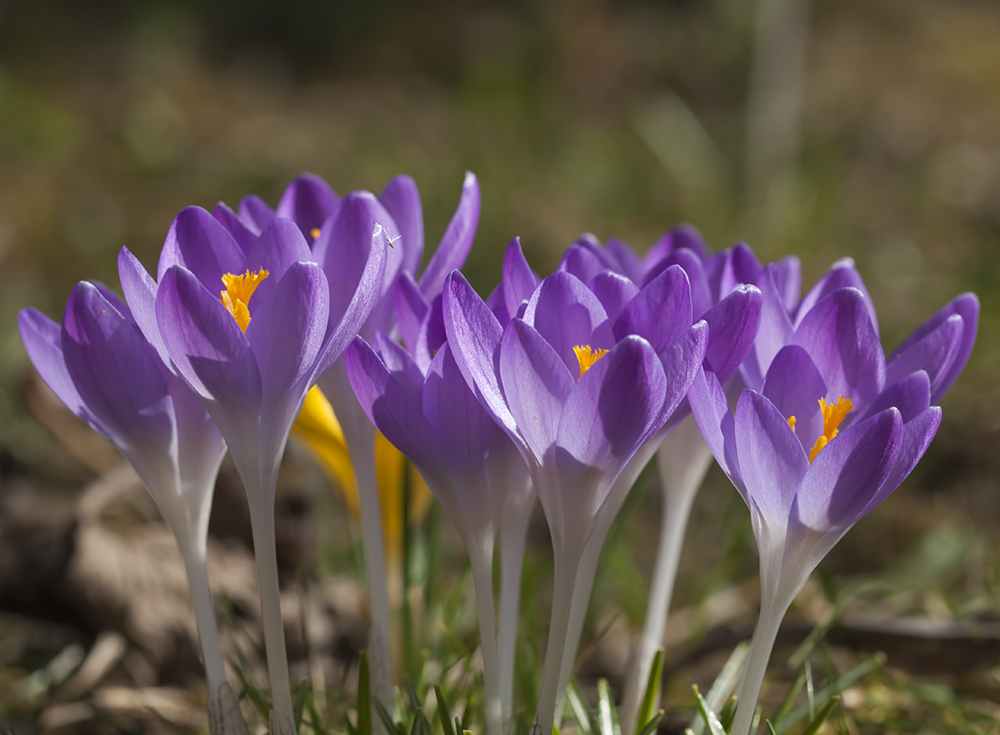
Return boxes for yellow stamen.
[787,415,796,432]
[220,268,269,332]
[573,344,609,378]
[808,395,853,463]
[310,228,321,240]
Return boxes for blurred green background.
[2,0,1000,730]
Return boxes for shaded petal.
[502,237,540,319]
[558,236,614,283]
[442,271,522,441]
[524,272,614,376]
[155,266,262,409]
[62,283,173,450]
[604,237,643,283]
[857,370,930,424]
[118,247,171,365]
[770,255,801,313]
[730,243,763,287]
[372,331,426,405]
[792,287,885,404]
[213,202,258,255]
[702,284,762,382]
[394,272,429,355]
[156,206,246,290]
[644,225,710,270]
[614,265,692,355]
[762,345,826,454]
[652,320,709,437]
[736,390,809,525]
[414,295,446,373]
[741,263,796,390]
[379,175,424,277]
[246,218,314,308]
[793,407,901,533]
[644,248,712,320]
[889,292,978,403]
[275,173,340,240]
[687,367,744,492]
[499,318,575,461]
[859,406,941,517]
[588,271,638,327]
[795,258,878,335]
[419,171,480,298]
[238,195,275,233]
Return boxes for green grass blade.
[636,710,663,735]
[375,699,401,735]
[775,654,883,734]
[635,650,664,735]
[765,721,777,735]
[770,670,806,730]
[598,678,619,735]
[805,661,815,721]
[800,696,839,735]
[689,641,748,735]
[358,652,373,735]
[435,686,456,735]
[406,676,422,712]
[692,685,727,735]
[231,662,270,719]
[566,679,594,735]
[719,696,737,732]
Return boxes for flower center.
[789,395,853,463]
[573,345,608,378]
[220,268,269,332]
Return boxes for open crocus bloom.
[19,284,248,735]
[689,284,978,735]
[118,205,386,734]
[443,266,710,735]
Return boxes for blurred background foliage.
[2,0,1000,732]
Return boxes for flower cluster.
[20,170,977,735]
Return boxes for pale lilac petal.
[655,320,709,428]
[605,238,643,283]
[795,258,878,335]
[761,345,826,454]
[613,265,692,355]
[736,390,809,524]
[792,287,885,404]
[394,272,429,355]
[19,308,94,428]
[860,406,941,516]
[524,272,614,376]
[558,237,614,283]
[379,175,424,277]
[499,318,575,461]
[245,218,314,308]
[640,249,712,320]
[119,247,171,365]
[442,271,522,440]
[856,370,930,424]
[419,171,480,298]
[62,282,173,449]
[588,272,638,327]
[793,407,901,533]
[704,249,735,304]
[770,255,801,313]
[156,206,246,289]
[414,296,446,373]
[372,331,425,405]
[155,266,262,409]
[92,283,132,324]
[502,237,540,319]
[702,284,762,382]
[238,195,275,233]
[644,225,710,270]
[275,174,340,242]
[687,367,743,492]
[889,293,979,403]
[213,202,258,255]
[741,264,796,390]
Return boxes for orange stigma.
[310,228,321,240]
[573,345,609,378]
[807,395,853,463]
[220,268,269,332]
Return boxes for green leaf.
[375,699,401,735]
[692,686,726,735]
[800,696,839,735]
[636,710,663,735]
[775,654,883,734]
[770,670,806,730]
[635,650,664,735]
[597,678,619,735]
[719,697,737,732]
[358,652,373,735]
[566,679,594,735]
[689,642,748,735]
[231,662,269,719]
[765,721,777,735]
[435,686,456,735]
[805,661,815,721]
[409,709,432,735]
[553,726,562,735]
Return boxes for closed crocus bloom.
[689,284,978,735]
[444,267,710,735]
[19,285,248,735]
[118,207,386,734]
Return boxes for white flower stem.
[731,593,789,735]
[621,429,713,735]
[534,548,578,735]
[499,503,531,732]
[246,497,295,734]
[467,534,503,735]
[179,542,228,692]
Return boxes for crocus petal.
[792,287,885,404]
[413,296,447,373]
[156,206,246,289]
[885,314,961,404]
[613,265,692,355]
[523,272,614,376]
[795,258,878,335]
[155,266,262,411]
[687,367,744,492]
[275,173,341,240]
[372,331,425,406]
[558,237,614,284]
[793,407,901,533]
[118,247,172,366]
[246,218,314,307]
[858,406,941,517]
[238,195,276,233]
[605,238,643,283]
[742,264,796,390]
[643,248,713,320]
[770,255,802,313]
[702,284,762,382]
[656,320,710,425]
[62,282,173,449]
[442,271,523,442]
[735,390,809,523]
[18,308,97,430]
[499,318,575,461]
[730,243,764,289]
[213,202,258,255]
[761,345,827,454]
[379,175,424,277]
[857,370,930,424]
[394,272,429,355]
[645,225,710,270]
[418,171,480,298]
[588,272,638,327]
[502,237,540,319]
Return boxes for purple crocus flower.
[19,284,248,735]
[118,206,387,734]
[689,283,978,735]
[346,293,530,735]
[443,264,711,734]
